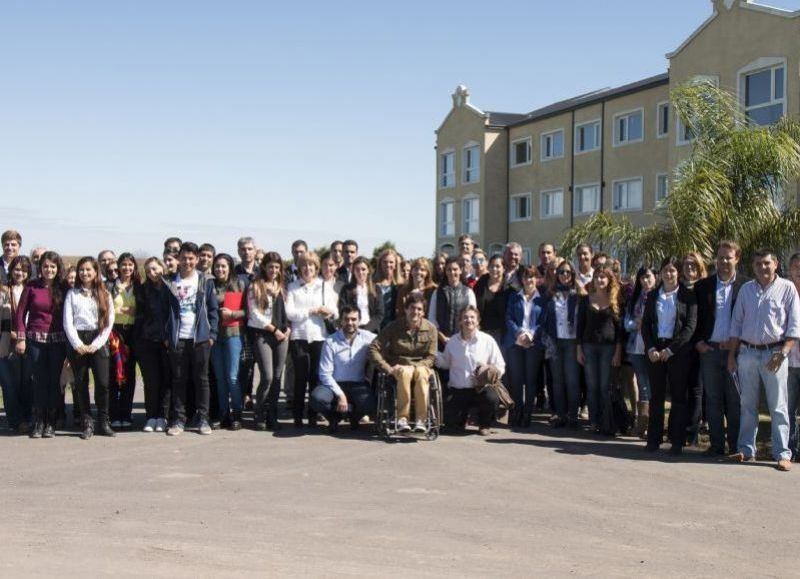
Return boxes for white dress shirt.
[436,330,505,389]
[554,293,576,340]
[656,287,678,339]
[63,287,115,350]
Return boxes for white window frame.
[439,198,455,238]
[462,194,480,235]
[574,119,601,154]
[440,150,455,188]
[573,183,601,216]
[655,173,669,207]
[612,108,644,147]
[510,137,532,167]
[510,192,532,222]
[521,247,532,266]
[462,143,480,184]
[540,188,564,220]
[738,57,786,127]
[656,102,669,138]
[611,177,643,213]
[540,129,564,161]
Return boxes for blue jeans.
[700,346,740,453]
[582,343,615,426]
[629,354,651,402]
[507,345,545,422]
[787,367,800,460]
[211,335,243,417]
[736,347,791,460]
[309,382,376,421]
[551,339,580,420]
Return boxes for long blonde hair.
[586,266,621,319]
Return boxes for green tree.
[561,81,800,268]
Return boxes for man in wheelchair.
[436,305,506,435]
[369,294,437,433]
[310,305,376,433]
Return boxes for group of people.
[1,229,798,471]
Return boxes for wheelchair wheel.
[425,371,443,441]
[374,372,395,440]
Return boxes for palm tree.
[561,81,800,268]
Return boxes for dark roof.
[485,111,529,127]
[490,72,670,129]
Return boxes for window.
[440,151,455,188]
[540,189,564,219]
[439,200,454,237]
[656,174,669,206]
[657,102,669,138]
[522,248,532,266]
[575,120,600,153]
[488,243,504,256]
[510,193,531,221]
[744,65,785,126]
[612,178,643,212]
[440,243,455,256]
[462,196,479,234]
[540,129,564,161]
[677,118,694,146]
[574,184,600,215]
[511,138,532,167]
[463,145,480,183]
[613,109,643,146]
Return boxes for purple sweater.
[15,281,64,341]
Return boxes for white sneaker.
[397,417,411,432]
[143,418,156,433]
[154,418,167,433]
[413,420,426,433]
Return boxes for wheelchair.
[374,369,444,441]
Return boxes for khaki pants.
[395,366,431,421]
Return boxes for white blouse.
[63,287,115,351]
[285,278,339,342]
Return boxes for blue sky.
[2,0,798,259]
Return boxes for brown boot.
[636,402,649,439]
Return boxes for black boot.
[42,410,57,438]
[230,411,242,431]
[29,409,44,439]
[80,417,94,440]
[98,417,116,437]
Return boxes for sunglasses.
[556,270,573,275]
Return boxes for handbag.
[474,365,514,410]
[600,367,632,435]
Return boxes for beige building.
[434,0,800,263]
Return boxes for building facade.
[434,0,800,261]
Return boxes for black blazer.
[641,284,697,354]
[338,283,384,333]
[693,274,749,343]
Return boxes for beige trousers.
[395,365,432,421]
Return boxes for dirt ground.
[1,404,798,578]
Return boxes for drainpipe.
[569,109,575,229]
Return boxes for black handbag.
[600,367,632,435]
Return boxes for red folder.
[222,291,245,327]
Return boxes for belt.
[740,340,784,351]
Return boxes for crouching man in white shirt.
[437,305,506,436]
